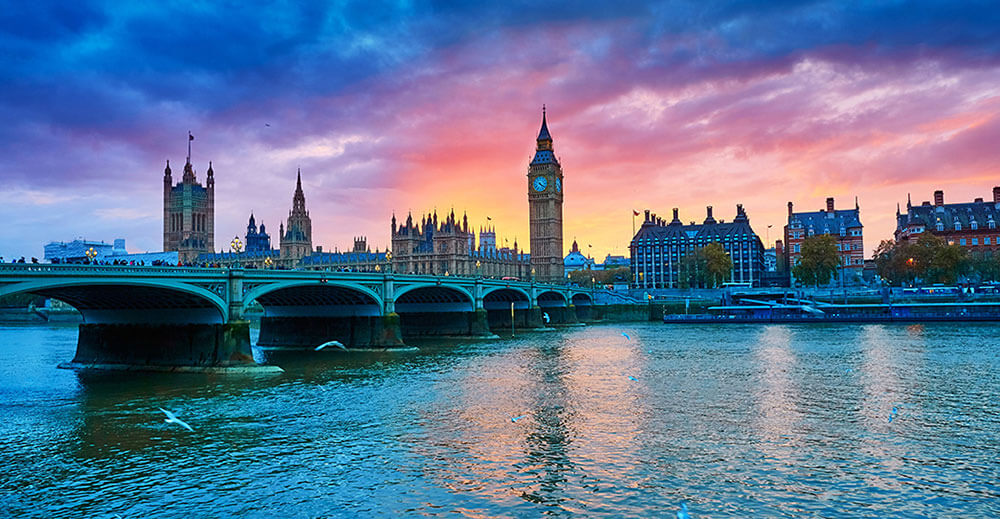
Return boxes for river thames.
[1,322,998,517]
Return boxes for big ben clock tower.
[527,106,564,283]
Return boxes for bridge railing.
[0,263,223,276]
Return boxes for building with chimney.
[162,136,214,263]
[391,211,530,278]
[629,205,765,288]
[895,187,1000,251]
[784,196,864,285]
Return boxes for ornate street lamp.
[476,260,482,278]
[230,236,243,268]
[386,250,393,274]
[85,247,97,264]
[264,256,273,269]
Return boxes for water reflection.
[752,326,803,459]
[3,323,1000,517]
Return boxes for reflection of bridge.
[0,265,597,371]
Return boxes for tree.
[792,234,840,287]
[702,243,733,288]
[568,267,631,288]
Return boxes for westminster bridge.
[0,264,601,371]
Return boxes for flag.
[487,216,492,221]
[189,133,194,141]
[633,210,639,216]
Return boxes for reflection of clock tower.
[527,106,564,283]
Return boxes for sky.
[2,0,999,261]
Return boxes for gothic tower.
[527,106,564,283]
[280,169,313,262]
[162,134,214,263]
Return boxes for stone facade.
[527,108,565,283]
[162,137,214,263]
[391,211,530,278]
[279,169,313,263]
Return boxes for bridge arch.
[0,279,228,324]
[245,280,384,317]
[536,290,569,308]
[482,286,532,310]
[571,292,594,306]
[394,284,475,313]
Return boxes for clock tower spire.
[527,106,564,283]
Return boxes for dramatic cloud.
[1,0,999,259]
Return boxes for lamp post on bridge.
[385,250,393,274]
[230,236,243,268]
[85,247,98,265]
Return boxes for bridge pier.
[257,314,404,350]
[59,321,274,372]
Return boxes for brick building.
[784,197,864,285]
[895,187,1000,251]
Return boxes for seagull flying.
[264,123,271,127]
[628,376,638,381]
[509,415,526,423]
[622,332,631,341]
[543,312,550,323]
[158,407,194,432]
[316,340,347,351]
[677,503,690,519]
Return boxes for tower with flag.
[163,133,214,263]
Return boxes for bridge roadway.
[0,264,598,372]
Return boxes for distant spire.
[207,161,214,176]
[855,196,859,210]
[164,159,172,177]
[296,168,302,189]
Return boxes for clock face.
[533,176,548,192]
[555,178,562,193]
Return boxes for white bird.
[315,340,347,351]
[677,503,690,519]
[543,312,550,323]
[509,414,526,423]
[158,407,194,432]
[622,332,631,341]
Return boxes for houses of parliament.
[163,110,566,283]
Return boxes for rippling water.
[1,322,999,517]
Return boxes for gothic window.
[971,220,978,230]
[955,221,962,231]
[936,221,944,231]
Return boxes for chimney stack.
[644,209,650,222]
[993,186,1000,204]
[672,208,679,222]
[934,190,944,206]
[787,201,794,217]
[826,197,835,212]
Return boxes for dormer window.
[971,220,978,230]
[936,221,944,231]
[955,221,962,231]
[839,226,846,236]
[990,220,997,229]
